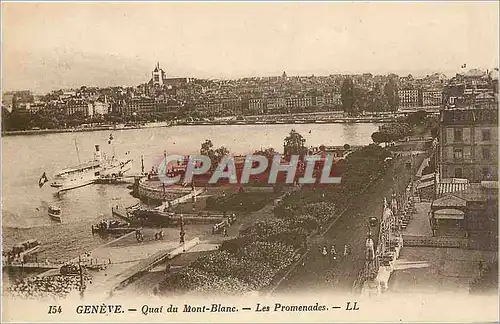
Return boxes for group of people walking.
[321,244,350,261]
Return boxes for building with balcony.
[439,108,498,182]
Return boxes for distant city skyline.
[2,2,499,93]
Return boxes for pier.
[112,204,229,226]
[2,261,63,271]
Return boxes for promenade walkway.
[274,152,426,295]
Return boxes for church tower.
[152,62,166,87]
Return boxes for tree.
[354,87,369,114]
[283,129,306,159]
[371,132,390,145]
[343,144,351,151]
[341,77,357,116]
[384,78,399,111]
[200,139,230,170]
[214,146,230,166]
[1,106,11,130]
[200,139,215,158]
[406,110,427,125]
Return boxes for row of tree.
[340,75,399,116]
[370,111,440,145]
[1,107,148,131]
[199,129,309,166]
[371,123,412,145]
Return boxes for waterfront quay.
[1,113,396,137]
[9,223,228,299]
[3,182,282,299]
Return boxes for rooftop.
[440,108,498,125]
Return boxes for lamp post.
[78,256,84,299]
[179,214,185,246]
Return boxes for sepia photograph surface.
[1,1,499,323]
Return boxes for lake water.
[1,123,378,262]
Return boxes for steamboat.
[50,138,132,193]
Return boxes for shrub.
[239,241,296,271]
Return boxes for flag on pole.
[39,172,49,188]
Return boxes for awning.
[417,181,434,190]
[434,208,465,220]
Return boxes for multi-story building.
[398,89,419,109]
[439,108,498,182]
[248,98,266,114]
[422,90,443,107]
[194,101,224,116]
[324,93,342,107]
[25,103,46,114]
[220,98,243,116]
[65,99,91,116]
[89,101,110,117]
[156,99,182,114]
[266,97,286,113]
[124,97,155,116]
[286,96,313,110]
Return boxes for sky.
[2,1,499,93]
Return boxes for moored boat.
[91,219,136,235]
[48,205,62,222]
[2,239,41,263]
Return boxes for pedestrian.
[322,246,328,257]
[330,245,337,260]
[344,244,349,256]
[223,227,228,237]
